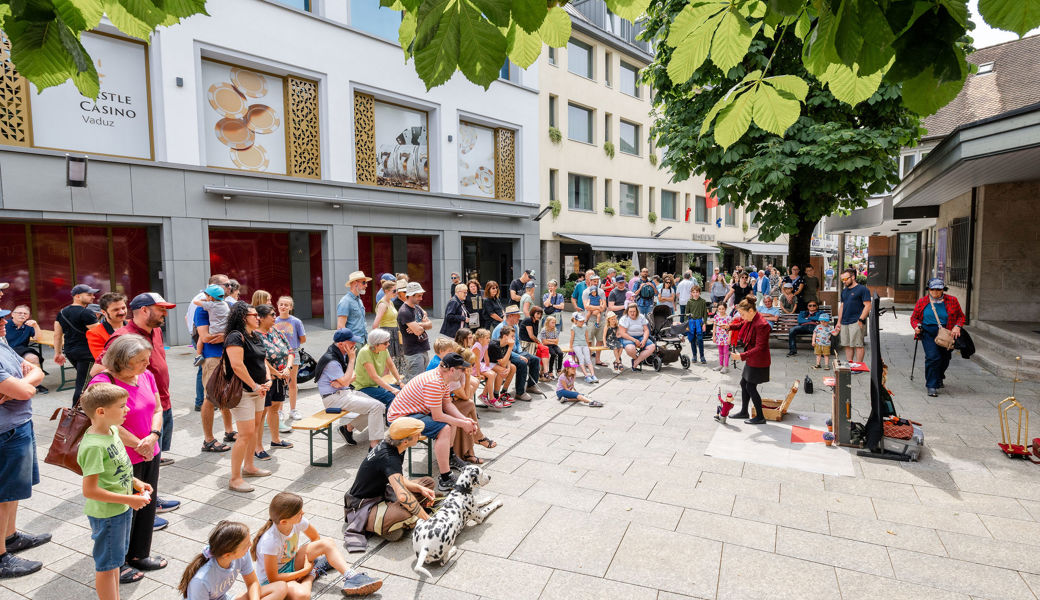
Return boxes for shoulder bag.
[928,301,956,350]
[205,350,243,410]
[45,373,113,475]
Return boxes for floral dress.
[712,315,732,346]
[260,328,291,371]
[604,325,621,349]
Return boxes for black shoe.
[339,425,357,446]
[744,416,767,424]
[0,553,43,579]
[936,382,944,388]
[786,351,797,357]
[449,453,468,471]
[193,403,202,412]
[159,457,175,466]
[4,532,51,554]
[35,385,49,395]
[730,411,750,420]
[436,473,457,493]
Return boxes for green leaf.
[103,0,166,40]
[710,8,753,73]
[766,0,802,16]
[414,1,461,89]
[852,0,894,75]
[458,4,507,88]
[415,0,451,50]
[764,74,808,100]
[153,0,209,19]
[714,88,753,149]
[700,93,732,136]
[666,1,727,46]
[833,0,864,66]
[537,6,571,47]
[511,0,547,33]
[505,21,542,67]
[819,62,883,105]
[751,82,800,136]
[399,10,417,58]
[938,0,969,28]
[607,0,651,21]
[52,0,104,32]
[794,11,810,39]
[6,18,99,97]
[469,0,510,27]
[666,19,713,83]
[55,17,89,73]
[978,0,1040,37]
[901,49,967,115]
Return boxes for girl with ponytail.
[178,521,286,600]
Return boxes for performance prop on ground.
[997,357,1040,461]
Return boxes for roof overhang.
[824,196,938,236]
[720,241,788,255]
[557,233,717,253]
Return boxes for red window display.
[72,226,112,295]
[208,230,292,303]
[309,232,324,318]
[357,233,433,309]
[32,225,73,325]
[0,223,32,315]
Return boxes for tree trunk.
[787,215,817,270]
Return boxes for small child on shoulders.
[193,284,231,361]
[811,313,837,369]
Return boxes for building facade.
[537,1,778,285]
[0,0,541,344]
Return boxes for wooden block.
[292,410,358,430]
[32,329,55,347]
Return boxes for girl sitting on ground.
[179,520,287,600]
[556,360,602,407]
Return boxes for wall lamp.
[532,206,553,221]
[66,155,88,188]
[652,226,672,238]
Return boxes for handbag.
[296,347,317,383]
[205,351,243,410]
[928,301,956,350]
[803,374,814,395]
[44,373,113,475]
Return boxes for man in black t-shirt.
[397,282,432,382]
[53,283,100,405]
[608,275,629,313]
[343,417,436,551]
[507,269,534,307]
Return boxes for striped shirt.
[387,369,447,421]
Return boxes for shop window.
[695,195,708,223]
[897,232,918,286]
[567,38,593,79]
[354,93,429,190]
[620,182,639,216]
[619,119,639,155]
[351,0,401,40]
[209,230,292,302]
[568,174,593,211]
[309,231,325,318]
[458,121,516,200]
[202,59,320,177]
[568,103,593,143]
[358,234,433,309]
[661,190,677,220]
[725,203,736,226]
[620,61,640,97]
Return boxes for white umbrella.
[631,251,640,273]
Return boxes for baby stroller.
[648,305,691,371]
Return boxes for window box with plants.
[549,126,562,144]
[648,212,658,224]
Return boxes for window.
[604,52,613,86]
[620,182,639,216]
[362,97,429,190]
[619,120,639,155]
[458,121,514,199]
[350,0,401,39]
[500,60,517,81]
[648,187,655,214]
[549,169,558,202]
[568,103,593,143]
[274,0,310,10]
[901,154,916,178]
[948,217,970,287]
[567,38,593,79]
[748,210,759,227]
[604,113,612,142]
[548,47,557,65]
[549,95,558,128]
[620,61,640,97]
[724,204,736,226]
[897,233,918,286]
[568,174,593,211]
[604,179,612,209]
[695,195,707,223]
[661,190,677,220]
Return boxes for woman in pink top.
[88,334,166,581]
[470,328,499,406]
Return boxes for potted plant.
[603,141,615,158]
[649,153,658,166]
[548,126,562,144]
[648,211,658,224]
[604,206,615,216]
[825,418,833,432]
[823,432,835,446]
[549,199,561,219]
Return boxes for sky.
[968,0,1040,48]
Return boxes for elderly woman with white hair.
[352,328,404,408]
[88,334,167,583]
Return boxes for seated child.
[602,312,623,373]
[179,520,287,600]
[556,361,603,407]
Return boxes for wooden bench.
[769,309,832,343]
[291,409,359,467]
[30,329,78,391]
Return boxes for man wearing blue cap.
[315,328,387,448]
[53,283,100,405]
[910,278,964,396]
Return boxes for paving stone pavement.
[5,311,1040,600]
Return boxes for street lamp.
[532,206,553,221]
[652,226,672,238]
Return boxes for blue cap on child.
[204,284,225,300]
[819,313,830,321]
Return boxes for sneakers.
[712,365,722,371]
[153,517,169,532]
[700,358,707,364]
[342,571,383,596]
[290,409,303,420]
[339,425,357,446]
[311,556,332,579]
[436,475,457,493]
[0,553,43,579]
[720,366,730,374]
[584,375,594,384]
[927,388,938,397]
[279,417,292,434]
[4,532,51,554]
[155,498,180,514]
[449,453,468,470]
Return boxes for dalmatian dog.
[412,465,502,577]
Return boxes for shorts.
[586,320,604,342]
[396,412,447,439]
[839,322,865,347]
[265,378,287,407]
[0,420,39,502]
[261,543,309,585]
[814,344,831,356]
[201,357,221,404]
[535,344,550,359]
[88,509,132,572]
[620,338,654,349]
[229,389,266,423]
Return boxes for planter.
[825,439,833,446]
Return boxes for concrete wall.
[976,181,1040,322]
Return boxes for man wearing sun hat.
[337,270,372,344]
[342,416,437,552]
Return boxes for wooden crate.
[751,381,799,421]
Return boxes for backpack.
[638,282,655,299]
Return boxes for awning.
[720,242,789,255]
[557,233,717,253]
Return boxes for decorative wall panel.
[288,76,320,178]
[0,36,31,147]
[495,127,515,201]
[353,92,377,185]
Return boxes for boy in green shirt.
[685,285,709,364]
[77,383,152,600]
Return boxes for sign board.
[201,60,286,174]
[29,33,152,159]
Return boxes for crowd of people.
[0,258,933,599]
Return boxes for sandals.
[270,440,294,448]
[476,437,497,449]
[127,556,167,571]
[229,482,255,493]
[462,454,485,464]
[201,439,231,453]
[119,565,144,584]
[223,432,238,443]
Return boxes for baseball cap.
[71,284,99,296]
[616,275,626,283]
[525,280,536,289]
[0,308,10,318]
[819,313,831,321]
[380,273,395,282]
[928,278,946,290]
[204,284,226,300]
[563,359,578,369]
[395,280,408,292]
[129,292,176,310]
[441,352,472,369]
[333,328,357,343]
[523,269,536,279]
[574,313,586,322]
[85,303,102,314]
[388,417,426,441]
[783,282,794,288]
[405,282,425,297]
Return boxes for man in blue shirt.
[316,328,385,448]
[785,301,823,356]
[337,271,371,344]
[492,306,541,401]
[836,268,872,363]
[758,295,782,328]
[570,271,587,313]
